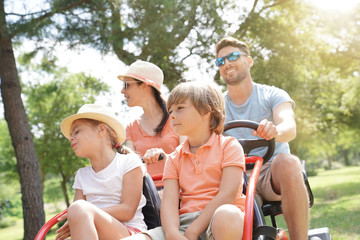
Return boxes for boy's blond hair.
[167,81,225,134]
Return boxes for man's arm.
[253,102,296,142]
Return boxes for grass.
[1,166,359,239]
[0,218,23,240]
[0,202,65,240]
[269,166,360,239]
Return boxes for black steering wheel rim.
[223,120,275,167]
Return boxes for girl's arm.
[73,188,86,201]
[101,166,143,222]
[161,179,187,240]
[184,166,243,239]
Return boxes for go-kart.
[35,120,331,240]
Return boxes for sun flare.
[307,0,359,13]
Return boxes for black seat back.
[142,173,162,229]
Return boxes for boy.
[125,82,245,240]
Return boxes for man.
[215,36,309,240]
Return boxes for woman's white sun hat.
[60,104,126,144]
[117,60,164,92]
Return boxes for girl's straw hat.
[117,60,163,92]
[61,104,125,144]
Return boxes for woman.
[118,60,182,189]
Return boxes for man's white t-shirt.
[73,152,147,231]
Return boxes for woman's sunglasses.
[215,51,247,67]
[123,80,139,90]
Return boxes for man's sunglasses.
[215,51,247,67]
[123,80,139,90]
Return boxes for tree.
[0,1,46,238]
[0,0,89,238]
[35,0,228,89]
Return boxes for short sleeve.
[269,86,295,111]
[222,137,245,171]
[120,153,146,177]
[126,124,134,142]
[72,169,82,190]
[163,147,182,180]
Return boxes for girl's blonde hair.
[167,81,225,134]
[84,119,132,154]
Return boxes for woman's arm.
[102,166,143,222]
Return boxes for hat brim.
[60,112,126,144]
[117,74,161,92]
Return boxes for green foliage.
[214,0,360,167]
[43,176,74,203]
[0,120,17,181]
[0,180,22,225]
[11,0,228,90]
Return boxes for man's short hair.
[215,37,250,58]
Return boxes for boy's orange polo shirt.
[164,133,246,215]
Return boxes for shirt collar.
[183,132,218,154]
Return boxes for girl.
[55,104,147,240]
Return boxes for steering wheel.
[223,120,275,169]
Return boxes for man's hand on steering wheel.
[252,119,278,141]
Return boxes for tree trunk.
[326,155,332,170]
[61,177,71,207]
[0,1,45,238]
[342,149,350,166]
[355,151,359,162]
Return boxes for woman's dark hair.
[152,87,169,134]
[135,80,169,135]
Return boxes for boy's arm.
[161,179,187,240]
[184,166,243,239]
